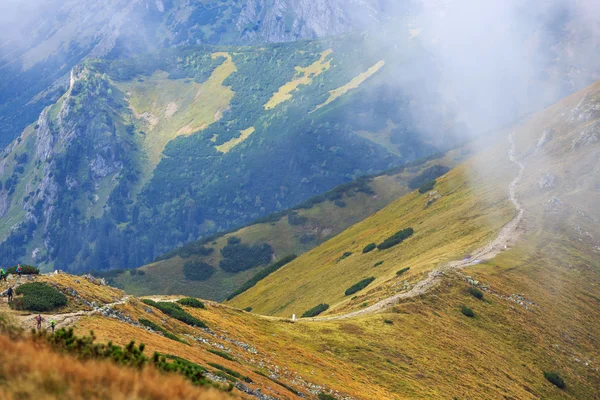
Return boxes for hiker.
[17,264,22,278]
[35,314,44,331]
[49,319,56,334]
[0,267,5,281]
[6,287,12,302]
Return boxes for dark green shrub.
[408,165,449,189]
[208,363,251,382]
[183,260,216,281]
[544,372,566,389]
[243,307,253,312]
[384,319,394,325]
[138,319,183,342]
[418,179,437,194]
[7,265,39,275]
[461,305,475,318]
[288,212,308,226]
[362,243,376,253]
[177,298,205,309]
[468,287,484,300]
[318,393,336,400]
[227,255,297,300]
[396,267,410,276]
[227,237,241,245]
[338,252,353,261]
[12,282,67,312]
[219,242,273,273]
[377,228,414,250]
[208,349,236,361]
[142,300,207,328]
[301,304,329,318]
[345,277,376,296]
[334,200,347,208]
[373,261,384,267]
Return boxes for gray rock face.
[537,173,557,191]
[237,0,384,43]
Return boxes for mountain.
[0,33,464,273]
[0,0,394,149]
[109,148,466,300]
[0,77,598,400]
[228,79,600,319]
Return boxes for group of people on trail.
[34,315,56,333]
[0,264,23,281]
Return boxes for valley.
[0,2,599,399]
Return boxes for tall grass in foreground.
[0,332,230,400]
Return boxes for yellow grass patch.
[264,49,333,110]
[314,60,385,111]
[215,126,256,153]
[119,52,237,180]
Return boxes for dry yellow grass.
[120,52,236,177]
[264,49,333,110]
[314,60,385,111]
[0,332,231,400]
[215,126,255,153]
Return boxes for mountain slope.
[0,0,390,149]
[229,79,600,320]
[111,148,466,300]
[0,34,463,273]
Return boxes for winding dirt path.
[16,296,130,331]
[307,133,526,322]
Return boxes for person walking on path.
[0,267,5,281]
[17,264,22,278]
[35,314,44,331]
[49,319,56,334]
[6,286,12,303]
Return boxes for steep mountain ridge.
[0,35,462,273]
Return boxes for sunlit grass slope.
[231,79,600,321]
[229,141,516,317]
[114,149,467,301]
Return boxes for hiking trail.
[306,132,526,321]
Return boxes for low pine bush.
[396,267,410,276]
[373,261,384,267]
[208,349,236,362]
[461,305,475,318]
[7,265,39,275]
[468,287,484,300]
[226,255,297,300]
[418,179,436,194]
[345,277,376,296]
[183,260,216,281]
[338,252,353,261]
[301,304,329,318]
[377,228,414,250]
[177,298,205,309]
[138,319,183,343]
[544,372,566,389]
[318,393,336,400]
[142,300,207,328]
[12,282,67,312]
[362,243,376,253]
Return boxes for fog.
[379,0,600,137]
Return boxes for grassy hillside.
[112,148,467,300]
[2,258,598,399]
[229,79,600,321]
